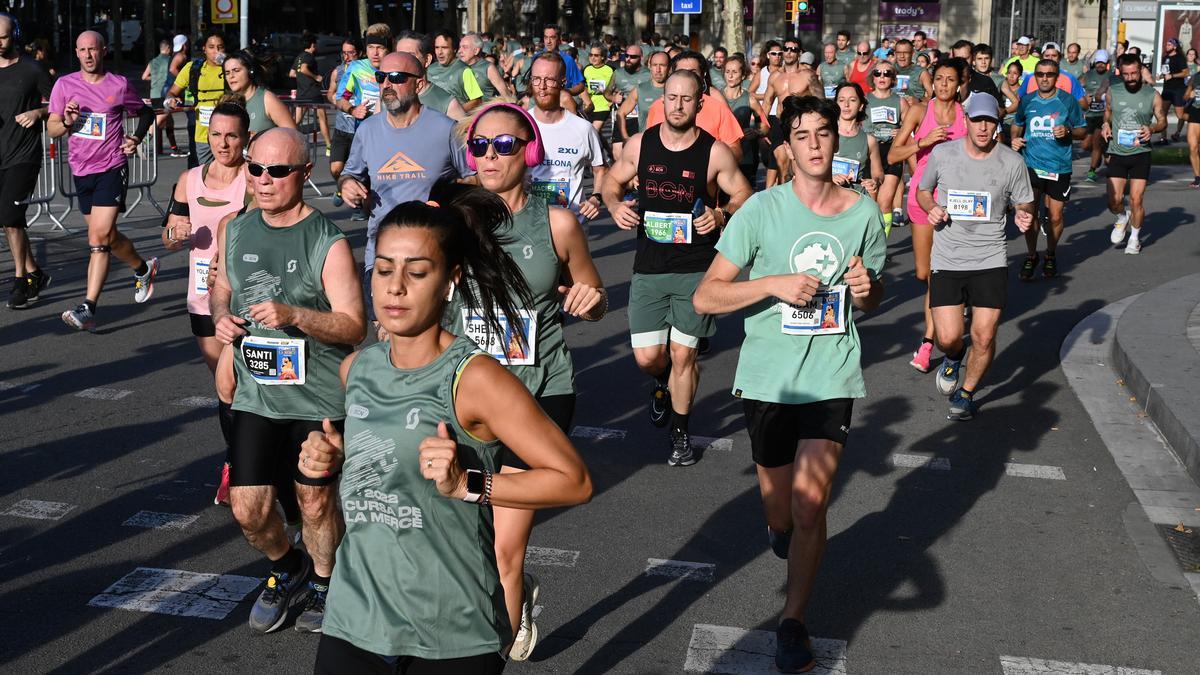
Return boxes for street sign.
[672,0,701,15]
[211,0,237,24]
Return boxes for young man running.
[1081,50,1116,181]
[917,94,1035,420]
[603,70,751,466]
[1011,59,1085,279]
[49,31,157,331]
[693,95,885,673]
[1103,53,1166,255]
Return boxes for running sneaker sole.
[249,560,312,634]
[134,258,159,304]
[509,573,541,662]
[61,311,95,331]
[935,356,966,397]
[668,451,697,467]
[1109,226,1127,245]
[649,388,671,428]
[909,357,932,373]
[947,408,975,421]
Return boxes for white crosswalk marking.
[692,436,733,452]
[122,511,199,530]
[1,499,76,520]
[88,567,261,620]
[0,380,40,394]
[172,396,219,408]
[999,655,1161,674]
[1004,462,1067,480]
[891,453,952,470]
[684,624,847,674]
[570,426,626,440]
[645,558,716,582]
[525,546,580,567]
[75,387,133,401]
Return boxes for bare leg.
[231,485,289,560]
[1127,178,1147,231]
[1044,197,1065,254]
[1189,122,1200,177]
[666,340,699,415]
[84,207,144,303]
[959,308,1001,391]
[911,224,935,341]
[195,335,223,374]
[295,483,342,578]
[5,227,37,277]
[493,465,535,638]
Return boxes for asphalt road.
[1,147,1198,674]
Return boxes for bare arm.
[886,101,925,164]
[445,97,467,121]
[601,132,642,229]
[292,239,367,344]
[549,206,606,321]
[1150,92,1168,134]
[264,91,297,130]
[711,142,752,213]
[694,253,820,315]
[162,176,191,251]
[487,63,512,98]
[919,70,933,101]
[616,88,638,139]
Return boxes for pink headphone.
[464,102,546,171]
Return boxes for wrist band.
[481,469,493,506]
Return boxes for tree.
[723,0,744,55]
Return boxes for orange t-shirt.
[644,92,745,147]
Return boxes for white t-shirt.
[529,110,605,223]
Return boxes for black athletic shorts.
[930,267,1007,309]
[1189,106,1200,124]
[190,312,216,338]
[1085,116,1105,133]
[501,393,575,469]
[1027,167,1072,202]
[614,115,638,144]
[877,140,903,177]
[0,163,41,228]
[74,165,128,215]
[330,129,354,165]
[1105,152,1152,181]
[588,110,609,124]
[230,410,343,488]
[768,115,787,149]
[1162,87,1186,108]
[742,398,853,468]
[315,634,505,675]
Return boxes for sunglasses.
[625,54,641,59]
[466,134,531,158]
[768,51,782,57]
[374,70,418,84]
[590,53,604,57]
[247,162,305,178]
[857,51,871,56]
[341,50,358,56]
[872,70,894,77]
[1034,71,1058,78]
[783,47,800,53]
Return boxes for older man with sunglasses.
[338,52,471,311]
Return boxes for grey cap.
[800,51,815,65]
[965,92,1000,121]
[1093,49,1110,63]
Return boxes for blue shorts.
[74,165,128,215]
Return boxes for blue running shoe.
[248,555,311,633]
[293,580,326,633]
[947,389,976,421]
[775,619,815,672]
[935,354,965,396]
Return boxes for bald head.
[253,127,310,165]
[381,51,424,78]
[77,30,106,49]
[0,14,15,35]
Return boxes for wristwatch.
[462,469,492,505]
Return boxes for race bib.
[73,112,106,141]
[530,178,572,208]
[588,79,606,94]
[194,257,210,295]
[1088,95,1105,113]
[643,210,693,244]
[832,156,861,182]
[946,189,992,221]
[461,309,538,366]
[870,106,898,125]
[1117,128,1139,147]
[781,285,847,336]
[896,74,911,92]
[626,102,639,118]
[824,84,837,98]
[198,105,214,127]
[240,336,306,386]
[1033,168,1059,181]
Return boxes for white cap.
[964,92,1001,121]
[1016,36,1032,46]
[173,35,188,52]
[1092,49,1110,63]
[1042,41,1061,53]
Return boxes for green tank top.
[835,126,870,193]
[636,79,664,130]
[818,62,844,97]
[897,64,926,99]
[244,87,272,135]
[467,59,497,99]
[447,197,574,397]
[419,83,455,116]
[1107,83,1156,156]
[865,92,902,142]
[1061,59,1087,80]
[324,337,508,658]
[612,66,649,95]
[149,54,171,96]
[226,208,350,420]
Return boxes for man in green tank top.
[1102,53,1166,255]
[395,32,467,121]
[616,50,668,143]
[611,45,651,161]
[893,39,930,101]
[1081,50,1118,180]
[209,128,367,635]
[458,32,510,101]
[428,30,484,112]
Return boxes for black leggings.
[314,634,505,675]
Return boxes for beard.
[1123,79,1142,93]
[624,63,639,74]
[383,91,416,114]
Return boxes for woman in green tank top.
[222,52,296,136]
[723,55,760,185]
[305,185,593,673]
[864,61,907,232]
[832,83,884,199]
[462,102,607,661]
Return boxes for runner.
[601,69,752,466]
[893,39,931,102]
[1003,36,1039,74]
[817,43,844,98]
[864,60,908,233]
[750,42,784,187]
[163,34,190,158]
[395,30,468,121]
[525,25,586,97]
[1081,50,1116,181]
[616,50,667,144]
[459,32,510,101]
[999,61,1024,146]
[762,39,819,182]
[832,83,884,200]
[160,102,250,505]
[1186,66,1200,187]
[335,23,392,221]
[210,127,366,634]
[327,38,359,206]
[692,94,885,674]
[834,30,855,66]
[428,30,484,112]
[917,94,1035,421]
[49,31,158,331]
[223,52,295,135]
[950,40,1004,107]
[723,55,761,186]
[304,184,591,673]
[709,47,728,90]
[1157,38,1189,145]
[1103,53,1167,255]
[887,59,968,372]
[1011,58,1085,280]
[644,51,746,162]
[582,44,616,133]
[1017,43,1085,101]
[142,38,182,158]
[0,13,53,309]
[527,51,608,228]
[338,51,471,313]
[844,41,876,93]
[290,34,332,151]
[456,102,607,661]
[610,44,650,162]
[164,32,227,168]
[1061,43,1087,80]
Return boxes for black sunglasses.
[1034,71,1058,78]
[466,134,531,158]
[247,162,305,178]
[872,70,894,77]
[374,70,419,84]
[857,51,871,55]
[783,46,801,53]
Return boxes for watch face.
[466,470,486,496]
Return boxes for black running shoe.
[26,270,51,303]
[7,278,29,309]
[293,580,327,633]
[1042,255,1057,279]
[248,555,312,633]
[668,428,696,466]
[1019,254,1038,281]
[649,382,670,428]
[775,618,815,673]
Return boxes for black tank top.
[634,125,718,274]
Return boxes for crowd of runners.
[2,11,1199,672]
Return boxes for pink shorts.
[906,181,937,226]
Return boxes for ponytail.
[376,182,534,346]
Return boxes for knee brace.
[89,244,112,254]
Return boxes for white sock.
[1128,227,1140,242]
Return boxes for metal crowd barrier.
[22,124,66,232]
[53,114,163,224]
[284,98,333,197]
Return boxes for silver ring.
[426,459,433,468]
[303,457,309,467]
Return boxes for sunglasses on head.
[374,70,418,84]
[247,162,304,178]
[466,134,531,158]
[783,46,800,53]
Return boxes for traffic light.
[785,0,813,23]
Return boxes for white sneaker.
[1109,215,1129,244]
[133,257,158,304]
[1125,237,1142,255]
[509,572,540,661]
[1115,210,1130,227]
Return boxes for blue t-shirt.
[532,50,584,89]
[1013,89,1085,175]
